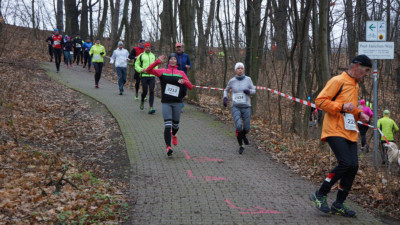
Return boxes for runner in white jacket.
[110,41,130,95]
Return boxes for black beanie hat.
[351,55,372,68]
[168,53,177,61]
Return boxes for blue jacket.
[82,42,93,52]
[168,52,191,74]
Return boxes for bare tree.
[160,0,173,52]
[64,0,80,35]
[179,0,198,101]
[196,0,215,67]
[129,0,142,44]
[80,0,89,39]
[56,0,63,31]
[271,0,289,61]
[216,0,227,87]
[109,0,121,51]
[98,0,109,39]
[318,0,330,90]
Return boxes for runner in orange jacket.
[309,55,371,217]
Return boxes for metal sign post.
[373,60,378,170]
[362,21,394,170]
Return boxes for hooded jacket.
[145,59,193,103]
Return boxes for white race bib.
[344,113,358,132]
[165,84,180,97]
[54,41,60,45]
[93,55,101,60]
[70,51,73,55]
[76,44,81,48]
[232,93,246,103]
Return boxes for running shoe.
[238,146,244,154]
[140,102,144,110]
[166,146,173,156]
[243,135,249,145]
[309,191,330,213]
[95,84,99,89]
[148,107,155,114]
[172,135,178,146]
[135,95,139,100]
[56,70,59,73]
[330,202,356,217]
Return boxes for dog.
[384,142,400,172]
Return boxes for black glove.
[223,97,228,107]
[100,52,104,55]
[243,89,250,95]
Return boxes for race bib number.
[75,44,81,48]
[165,84,180,97]
[93,55,101,60]
[343,113,358,132]
[232,93,246,103]
[70,51,73,55]
[54,41,60,45]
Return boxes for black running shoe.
[243,135,249,145]
[309,191,330,213]
[330,202,356,217]
[166,146,173,156]
[238,146,244,154]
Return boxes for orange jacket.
[316,72,363,142]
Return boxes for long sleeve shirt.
[223,75,256,108]
[110,48,130,68]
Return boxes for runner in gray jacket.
[223,62,256,154]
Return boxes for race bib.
[165,84,180,97]
[232,93,246,103]
[54,41,60,45]
[93,55,101,60]
[76,44,81,48]
[343,113,358,132]
[70,51,73,55]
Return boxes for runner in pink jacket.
[357,99,373,152]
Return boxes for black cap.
[138,39,145,43]
[168,53,177,61]
[351,55,372,68]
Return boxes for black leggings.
[134,72,141,95]
[73,48,81,64]
[141,77,155,107]
[357,124,369,147]
[318,137,358,204]
[53,48,62,71]
[83,52,92,69]
[93,62,103,85]
[48,46,53,59]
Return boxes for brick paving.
[43,62,383,224]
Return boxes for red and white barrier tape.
[193,85,318,109]
[194,84,390,144]
[357,121,390,145]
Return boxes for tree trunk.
[196,0,215,67]
[56,0,63,31]
[0,0,3,40]
[80,0,89,39]
[217,0,228,87]
[31,0,37,37]
[271,0,289,61]
[234,0,240,50]
[109,0,121,51]
[98,0,109,39]
[64,0,80,36]
[345,0,355,63]
[115,0,129,48]
[160,0,173,52]
[179,0,198,101]
[318,0,330,91]
[129,0,142,44]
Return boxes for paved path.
[43,62,382,224]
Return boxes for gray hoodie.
[223,75,256,107]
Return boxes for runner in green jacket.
[135,43,157,114]
[89,38,106,88]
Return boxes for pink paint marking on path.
[187,170,228,181]
[183,150,224,162]
[225,199,281,214]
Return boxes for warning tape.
[193,85,318,109]
[194,84,390,144]
[357,121,390,145]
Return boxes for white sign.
[366,21,386,41]
[358,42,394,59]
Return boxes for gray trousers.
[162,102,182,146]
[231,106,251,132]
